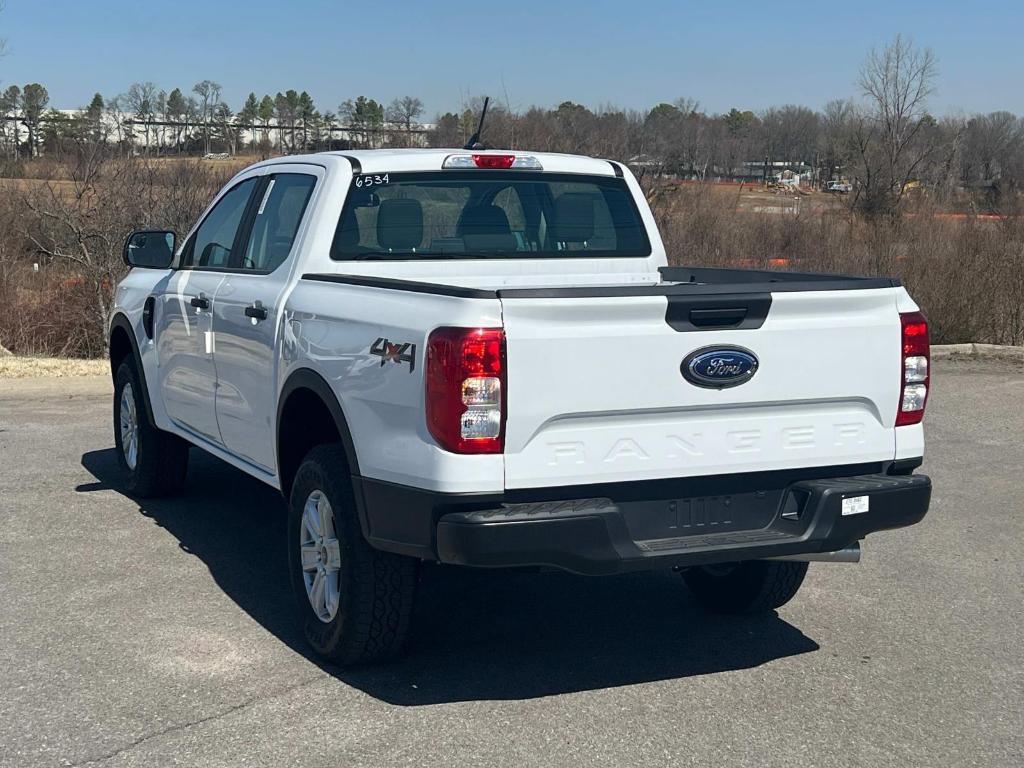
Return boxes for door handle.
[190,296,210,310]
[244,302,268,321]
[689,307,748,328]
[664,293,771,332]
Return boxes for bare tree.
[761,105,819,166]
[192,80,222,154]
[386,96,424,146]
[152,89,167,153]
[104,93,130,151]
[930,115,968,202]
[125,82,158,154]
[185,96,200,152]
[0,84,19,159]
[819,98,855,183]
[672,97,699,116]
[18,149,224,350]
[964,111,1024,183]
[213,101,236,154]
[852,35,939,214]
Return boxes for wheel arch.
[276,368,361,499]
[109,313,156,425]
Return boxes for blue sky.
[2,0,1022,117]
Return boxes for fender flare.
[109,313,157,426]
[276,367,361,479]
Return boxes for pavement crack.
[68,673,327,767]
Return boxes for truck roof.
[257,148,620,177]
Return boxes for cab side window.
[181,178,258,268]
[242,174,316,272]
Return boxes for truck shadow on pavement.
[80,446,820,706]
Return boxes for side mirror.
[123,230,176,269]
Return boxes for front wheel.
[287,444,418,666]
[681,560,808,614]
[113,361,189,497]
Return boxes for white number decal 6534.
[355,174,389,188]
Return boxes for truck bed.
[296,264,912,490]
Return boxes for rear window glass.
[330,171,650,260]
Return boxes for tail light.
[896,311,929,426]
[426,327,506,453]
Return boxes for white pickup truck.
[111,148,931,665]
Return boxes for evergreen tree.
[258,94,275,150]
[84,92,106,142]
[298,91,315,150]
[21,83,50,157]
[166,88,187,151]
[239,92,259,151]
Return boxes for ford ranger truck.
[110,149,931,665]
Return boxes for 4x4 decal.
[370,337,416,373]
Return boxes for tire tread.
[289,444,418,666]
[683,560,808,614]
[114,361,188,498]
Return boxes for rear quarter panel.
[282,281,505,493]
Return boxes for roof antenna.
[463,96,490,150]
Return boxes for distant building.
[0,107,435,155]
[741,160,816,184]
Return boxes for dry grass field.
[0,355,109,378]
[1,155,1022,357]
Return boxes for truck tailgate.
[501,288,902,489]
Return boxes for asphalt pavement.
[1,358,1021,767]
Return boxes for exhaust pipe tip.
[765,541,861,563]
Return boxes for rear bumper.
[353,462,930,576]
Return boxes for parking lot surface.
[1,358,1022,767]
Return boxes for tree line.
[1,37,1023,215]
[0,80,427,158]
[1,37,1022,356]
[429,39,1023,215]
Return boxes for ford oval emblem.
[681,346,759,389]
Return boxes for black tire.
[681,560,808,614]
[287,444,418,666]
[113,361,189,498]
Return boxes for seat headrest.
[334,207,361,249]
[457,205,511,236]
[550,193,595,244]
[377,198,423,251]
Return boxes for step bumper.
[433,472,931,575]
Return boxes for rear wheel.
[113,361,189,497]
[287,444,418,665]
[681,560,808,614]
